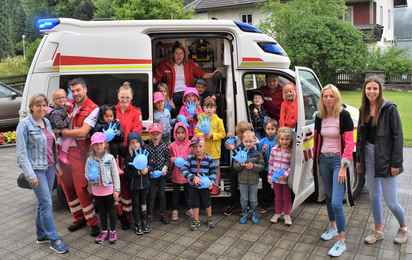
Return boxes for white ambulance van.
[20,18,364,211]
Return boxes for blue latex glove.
[102,122,119,142]
[68,88,73,99]
[86,161,99,181]
[272,168,287,182]
[178,115,189,128]
[129,148,149,170]
[164,98,173,112]
[232,147,249,163]
[264,115,269,125]
[198,173,211,189]
[174,157,185,168]
[185,101,196,116]
[225,135,236,147]
[152,170,167,178]
[195,114,212,135]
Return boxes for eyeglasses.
[54,97,66,100]
[119,97,131,101]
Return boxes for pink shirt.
[42,128,55,167]
[92,177,114,196]
[321,117,340,154]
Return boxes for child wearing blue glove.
[85,132,120,244]
[268,127,293,226]
[124,132,154,235]
[179,87,203,137]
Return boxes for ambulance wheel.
[57,184,70,211]
[351,162,365,200]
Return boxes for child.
[249,90,268,140]
[85,132,120,244]
[195,98,225,195]
[195,79,216,107]
[181,135,217,231]
[124,132,154,235]
[153,92,176,146]
[224,121,259,216]
[157,83,178,118]
[168,122,194,220]
[179,87,203,137]
[268,127,294,226]
[45,89,73,164]
[145,123,171,224]
[257,118,279,213]
[94,104,126,173]
[232,131,264,224]
[279,82,298,131]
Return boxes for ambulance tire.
[57,184,70,211]
[351,160,365,200]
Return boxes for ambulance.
[20,18,364,211]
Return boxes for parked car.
[0,82,22,128]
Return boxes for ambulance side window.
[298,70,321,125]
[60,74,149,120]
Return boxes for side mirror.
[11,92,18,100]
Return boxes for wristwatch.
[59,130,63,137]
[341,162,349,168]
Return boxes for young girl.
[168,122,194,220]
[279,82,298,131]
[45,89,73,164]
[179,87,202,137]
[94,105,126,173]
[85,132,120,244]
[153,92,176,146]
[124,132,154,235]
[268,127,293,226]
[157,83,178,118]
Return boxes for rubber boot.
[135,221,143,235]
[117,213,130,230]
[115,157,124,174]
[142,209,150,233]
[251,206,259,224]
[240,206,248,224]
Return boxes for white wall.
[374,0,395,47]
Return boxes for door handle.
[306,130,313,137]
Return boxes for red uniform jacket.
[115,103,143,147]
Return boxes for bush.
[0,56,27,77]
[367,45,412,75]
[24,38,42,70]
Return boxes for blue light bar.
[37,19,60,30]
[233,21,262,33]
[258,42,287,56]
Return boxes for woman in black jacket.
[356,76,409,244]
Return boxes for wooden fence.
[337,72,412,91]
[0,75,27,91]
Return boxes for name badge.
[264,97,272,101]
[165,70,172,73]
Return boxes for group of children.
[46,78,298,244]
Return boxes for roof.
[184,0,201,11]
[194,0,267,11]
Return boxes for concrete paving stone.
[62,249,92,259]
[230,238,254,250]
[377,248,400,259]
[183,229,206,239]
[248,242,271,255]
[136,247,160,259]
[274,238,296,250]
[200,231,220,242]
[206,243,230,255]
[84,256,105,260]
[196,250,221,260]
[400,251,412,260]
[162,243,187,255]
[3,252,29,260]
[292,217,311,226]
[263,227,285,238]
[240,232,260,242]
[171,225,191,235]
[214,236,238,247]
[135,236,157,247]
[255,234,279,246]
[121,243,144,254]
[160,231,181,243]
[266,246,289,259]
[286,250,311,260]
[356,244,380,257]
[246,224,267,235]
[298,234,320,245]
[223,246,248,258]
[217,255,237,260]
[190,238,215,251]
[147,239,172,251]
[353,254,378,260]
[279,230,302,241]
[291,241,315,253]
[223,227,246,238]
[145,228,167,239]
[178,247,203,259]
[232,222,252,231]
[400,243,412,253]
[310,245,330,257]
[152,251,176,259]
[173,235,197,247]
[285,224,307,234]
[90,246,118,259]
[240,251,265,260]
[344,233,363,244]
[14,245,41,257]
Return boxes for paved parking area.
[1,145,411,259]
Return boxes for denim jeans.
[239,183,258,208]
[148,177,166,215]
[364,141,406,225]
[319,154,346,233]
[29,165,61,244]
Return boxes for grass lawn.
[341,90,412,147]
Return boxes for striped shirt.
[268,145,292,184]
[181,153,217,186]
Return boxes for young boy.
[232,131,265,223]
[181,135,217,231]
[248,90,268,140]
[257,118,279,213]
[195,98,225,195]
[145,123,171,224]
[195,79,216,107]
[224,121,260,216]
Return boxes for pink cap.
[149,123,163,134]
[153,92,165,104]
[91,132,106,145]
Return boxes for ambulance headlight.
[234,21,262,33]
[37,19,60,30]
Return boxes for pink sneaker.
[95,230,108,244]
[172,210,179,221]
[58,151,69,164]
[109,230,117,244]
[186,208,194,218]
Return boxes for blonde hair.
[184,93,199,103]
[242,130,255,140]
[51,89,67,106]
[89,140,109,158]
[118,81,133,97]
[317,84,342,119]
[276,127,293,152]
[283,83,296,101]
[29,94,49,114]
[235,121,252,134]
[157,83,170,101]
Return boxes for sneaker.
[190,220,201,231]
[95,231,108,244]
[36,236,49,244]
[328,241,346,257]
[135,222,143,235]
[259,206,269,214]
[321,227,338,241]
[223,205,235,216]
[210,185,220,195]
[284,215,292,226]
[207,217,215,228]
[109,230,117,244]
[142,220,150,233]
[364,230,384,244]
[147,215,153,224]
[67,220,87,232]
[90,224,100,237]
[270,214,282,223]
[186,208,194,218]
[161,213,170,224]
[394,227,410,244]
[50,240,68,254]
[172,210,179,221]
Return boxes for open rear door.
[290,66,322,212]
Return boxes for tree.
[367,45,412,75]
[0,0,13,59]
[21,0,95,21]
[259,0,368,85]
[93,0,194,20]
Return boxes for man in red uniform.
[55,78,100,236]
[247,74,284,122]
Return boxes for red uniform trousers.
[115,175,133,221]
[59,146,99,227]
